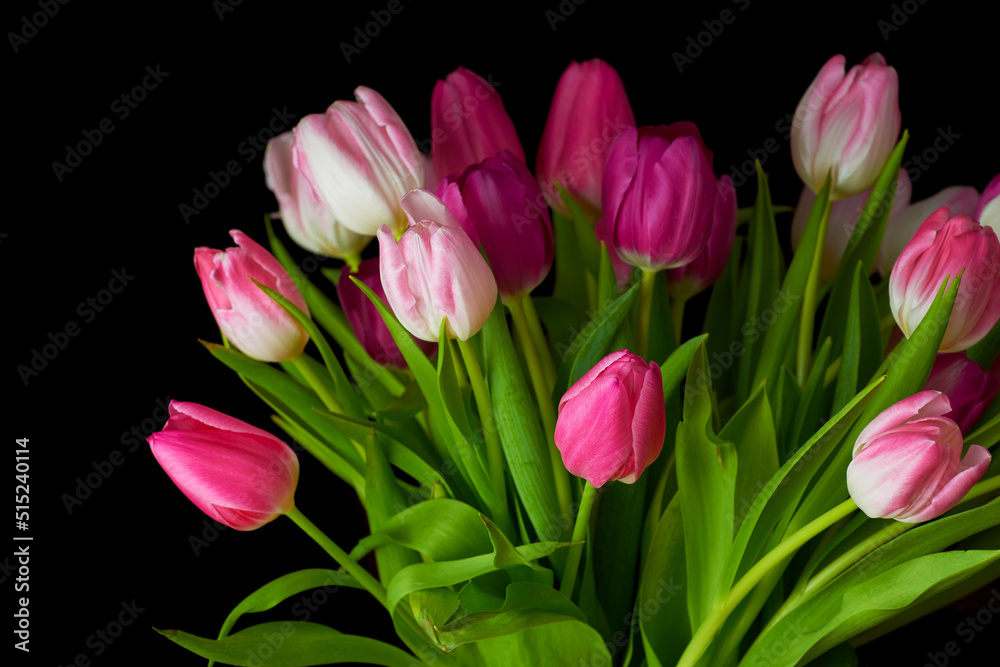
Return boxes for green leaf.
[720,382,780,534]
[787,338,833,451]
[638,494,689,667]
[703,237,746,402]
[271,415,365,500]
[967,411,1000,450]
[551,210,590,319]
[967,319,1000,371]
[597,241,623,304]
[592,475,648,637]
[364,429,420,584]
[558,183,601,278]
[473,616,613,667]
[831,262,882,413]
[354,499,493,563]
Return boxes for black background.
[8,1,999,665]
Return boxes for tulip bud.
[264,132,371,261]
[293,87,423,237]
[194,230,310,362]
[975,173,1000,231]
[336,258,436,368]
[603,123,716,272]
[377,189,498,342]
[536,59,636,218]
[438,151,552,304]
[847,391,990,523]
[554,350,666,488]
[667,175,738,299]
[888,208,1000,352]
[792,53,900,199]
[148,401,299,530]
[923,353,1000,433]
[430,67,524,185]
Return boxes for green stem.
[671,296,686,346]
[291,355,343,414]
[796,198,833,386]
[677,498,857,667]
[522,294,557,390]
[636,269,658,359]
[559,482,598,600]
[287,507,387,609]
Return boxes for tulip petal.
[555,374,635,488]
[901,445,991,523]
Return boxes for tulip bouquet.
[150,56,1000,666]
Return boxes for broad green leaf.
[787,338,833,451]
[365,430,420,584]
[720,382,779,534]
[638,494,689,667]
[552,210,589,317]
[831,262,882,413]
[774,366,803,457]
[271,415,365,500]
[352,499,493,563]
[482,516,551,582]
[592,474,648,638]
[967,319,1000,371]
[558,183,601,278]
[474,616,613,667]
[968,411,1000,450]
[597,241,622,304]
[703,237,746,402]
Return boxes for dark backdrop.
[8,1,998,665]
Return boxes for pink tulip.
[603,123,716,272]
[847,391,990,523]
[336,258,436,368]
[536,59,636,218]
[148,401,299,530]
[437,151,552,304]
[194,230,310,362]
[293,87,423,237]
[975,173,1000,231]
[594,216,634,289]
[667,175,738,299]
[377,189,498,342]
[430,67,524,185]
[888,207,1000,352]
[264,132,371,261]
[792,53,900,199]
[924,353,1000,433]
[554,350,666,488]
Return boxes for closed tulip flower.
[438,151,552,304]
[377,189,498,342]
[554,349,666,488]
[194,230,310,362]
[667,175,738,299]
[847,391,990,523]
[431,67,524,185]
[792,53,900,199]
[603,123,717,271]
[148,401,299,530]
[536,59,635,218]
[923,353,1000,433]
[294,86,423,237]
[975,173,1000,231]
[888,207,1000,352]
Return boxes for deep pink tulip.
[924,353,1000,433]
[536,59,636,218]
[603,123,716,272]
[975,173,1000,231]
[594,216,634,289]
[194,230,310,362]
[336,258,436,368]
[377,189,498,342]
[888,208,1000,353]
[847,391,990,523]
[554,350,666,488]
[264,132,371,261]
[667,175,738,299]
[430,67,524,185]
[438,151,552,304]
[293,87,423,237]
[792,54,900,199]
[148,401,299,530]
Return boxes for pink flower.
[888,207,1000,352]
[792,54,900,199]
[194,230,310,362]
[536,59,635,218]
[148,401,299,531]
[923,353,1000,433]
[554,350,666,488]
[847,391,990,523]
[975,173,1000,231]
[377,189,498,342]
[667,175,738,299]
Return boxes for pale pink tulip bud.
[975,174,1000,232]
[847,391,990,523]
[148,401,299,530]
[924,353,1000,433]
[554,350,666,488]
[293,87,423,237]
[667,175,738,299]
[536,59,636,218]
[194,230,310,362]
[888,208,1000,353]
[792,53,901,199]
[377,189,498,342]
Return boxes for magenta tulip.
[924,353,1000,433]
[667,175,738,299]
[603,123,717,272]
[792,53,900,199]
[888,207,1000,352]
[847,391,990,523]
[293,86,423,237]
[194,230,310,362]
[975,173,1000,231]
[430,67,524,185]
[536,59,636,218]
[554,350,666,488]
[148,401,299,530]
[377,189,498,342]
[437,151,552,303]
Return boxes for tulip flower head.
[554,350,666,488]
[923,353,1000,433]
[975,173,1000,232]
[847,391,990,523]
[194,230,310,362]
[148,401,299,530]
[667,175,738,299]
